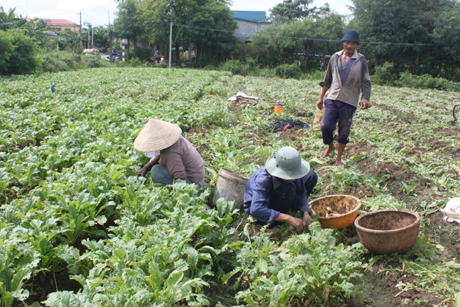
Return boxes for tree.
[92,26,109,52]
[181,1,238,64]
[250,8,344,70]
[0,6,26,30]
[350,0,460,80]
[21,18,48,44]
[268,0,320,23]
[114,0,237,64]
[114,0,144,55]
[0,29,41,75]
[1,7,48,44]
[0,30,13,68]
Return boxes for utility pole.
[87,23,90,48]
[79,11,82,37]
[169,22,173,69]
[91,25,93,49]
[108,10,113,63]
[77,11,85,48]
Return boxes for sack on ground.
[312,102,338,137]
[313,104,324,134]
[440,198,460,224]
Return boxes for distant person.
[317,29,372,166]
[134,119,205,187]
[243,147,317,232]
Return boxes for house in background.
[26,18,80,33]
[42,19,80,33]
[231,11,271,42]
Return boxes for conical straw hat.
[133,119,182,152]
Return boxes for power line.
[6,7,460,47]
[116,15,460,47]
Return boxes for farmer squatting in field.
[243,147,318,232]
[134,119,205,187]
[317,29,372,166]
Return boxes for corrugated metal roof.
[231,11,267,23]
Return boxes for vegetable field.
[1,68,460,307]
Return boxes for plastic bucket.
[212,169,249,210]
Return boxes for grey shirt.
[320,49,372,108]
[159,137,205,183]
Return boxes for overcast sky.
[1,0,353,28]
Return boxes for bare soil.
[16,269,82,307]
[348,265,450,307]
[278,126,312,141]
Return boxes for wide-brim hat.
[342,29,360,45]
[265,147,310,180]
[133,119,182,152]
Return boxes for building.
[231,11,271,42]
[43,19,80,32]
[26,18,80,33]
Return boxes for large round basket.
[354,209,420,255]
[309,195,361,229]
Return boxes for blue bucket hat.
[342,30,360,45]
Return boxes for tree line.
[114,0,460,81]
[2,0,460,81]
[0,6,113,75]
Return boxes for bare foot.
[321,144,335,158]
[336,158,344,166]
[266,226,281,233]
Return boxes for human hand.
[302,212,314,226]
[360,100,368,109]
[316,98,324,110]
[302,212,314,227]
[136,166,148,177]
[289,216,304,232]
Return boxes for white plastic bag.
[440,198,460,224]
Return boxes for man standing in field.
[317,29,372,166]
[243,147,317,232]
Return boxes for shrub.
[149,61,168,69]
[38,51,109,73]
[82,55,109,68]
[397,72,460,91]
[219,59,245,75]
[0,32,13,69]
[257,67,276,78]
[0,29,41,75]
[203,65,217,71]
[129,47,151,61]
[38,51,82,72]
[373,62,398,85]
[370,62,460,91]
[302,70,324,81]
[275,63,301,79]
[218,59,261,76]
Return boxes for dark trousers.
[150,164,204,188]
[265,170,318,228]
[321,99,356,145]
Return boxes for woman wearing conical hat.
[134,119,205,187]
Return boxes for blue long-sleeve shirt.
[243,166,311,224]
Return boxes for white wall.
[233,19,271,41]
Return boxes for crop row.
[1,68,460,306]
